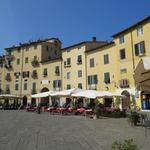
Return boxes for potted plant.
[93,105,100,119]
[128,111,140,126]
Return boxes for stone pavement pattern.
[0,110,150,150]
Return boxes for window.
[119,35,125,44]
[16,58,20,65]
[120,49,126,60]
[78,70,82,78]
[25,57,28,63]
[23,71,30,78]
[104,72,110,84]
[6,85,10,94]
[104,54,109,64]
[43,68,48,77]
[53,80,61,89]
[137,26,143,36]
[24,83,28,90]
[77,55,82,64]
[66,84,71,89]
[78,83,82,89]
[90,58,94,67]
[88,75,97,85]
[67,72,71,79]
[32,82,36,90]
[120,68,127,74]
[135,41,145,56]
[67,58,71,66]
[55,66,60,75]
[15,83,19,91]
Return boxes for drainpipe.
[20,48,24,103]
[85,52,88,90]
[131,31,135,70]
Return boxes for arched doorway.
[23,96,27,106]
[40,87,49,106]
[121,90,130,109]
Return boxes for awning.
[0,94,21,98]
[50,88,82,97]
[71,90,113,99]
[142,57,150,70]
[134,57,150,92]
[31,91,54,98]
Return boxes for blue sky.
[0,0,150,55]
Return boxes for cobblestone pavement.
[0,110,150,150]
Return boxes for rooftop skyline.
[0,0,150,55]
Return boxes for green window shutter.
[141,41,145,54]
[135,43,139,56]
[94,75,98,84]
[88,76,90,85]
[53,80,55,88]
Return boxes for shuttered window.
[104,72,110,84]
[135,41,145,56]
[88,75,97,85]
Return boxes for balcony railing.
[119,79,130,88]
[5,64,13,70]
[5,55,15,61]
[88,84,97,90]
[5,74,11,82]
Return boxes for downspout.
[20,48,24,102]
[131,31,135,70]
[85,51,88,90]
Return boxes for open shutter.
[94,75,98,84]
[135,43,139,56]
[141,41,145,54]
[88,76,90,85]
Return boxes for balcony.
[88,84,97,90]
[119,79,130,88]
[5,55,15,61]
[5,88,10,94]
[5,74,11,82]
[31,59,39,67]
[31,70,38,79]
[5,64,13,70]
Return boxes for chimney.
[92,36,96,42]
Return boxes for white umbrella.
[31,91,53,98]
[72,90,112,99]
[51,88,82,97]
[0,94,21,98]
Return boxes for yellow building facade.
[0,16,150,110]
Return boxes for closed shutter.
[94,75,98,84]
[140,41,145,54]
[53,80,56,88]
[135,43,139,56]
[88,76,90,85]
[58,80,61,87]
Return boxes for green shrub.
[112,139,139,150]
[128,111,140,126]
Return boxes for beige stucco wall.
[62,45,87,90]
